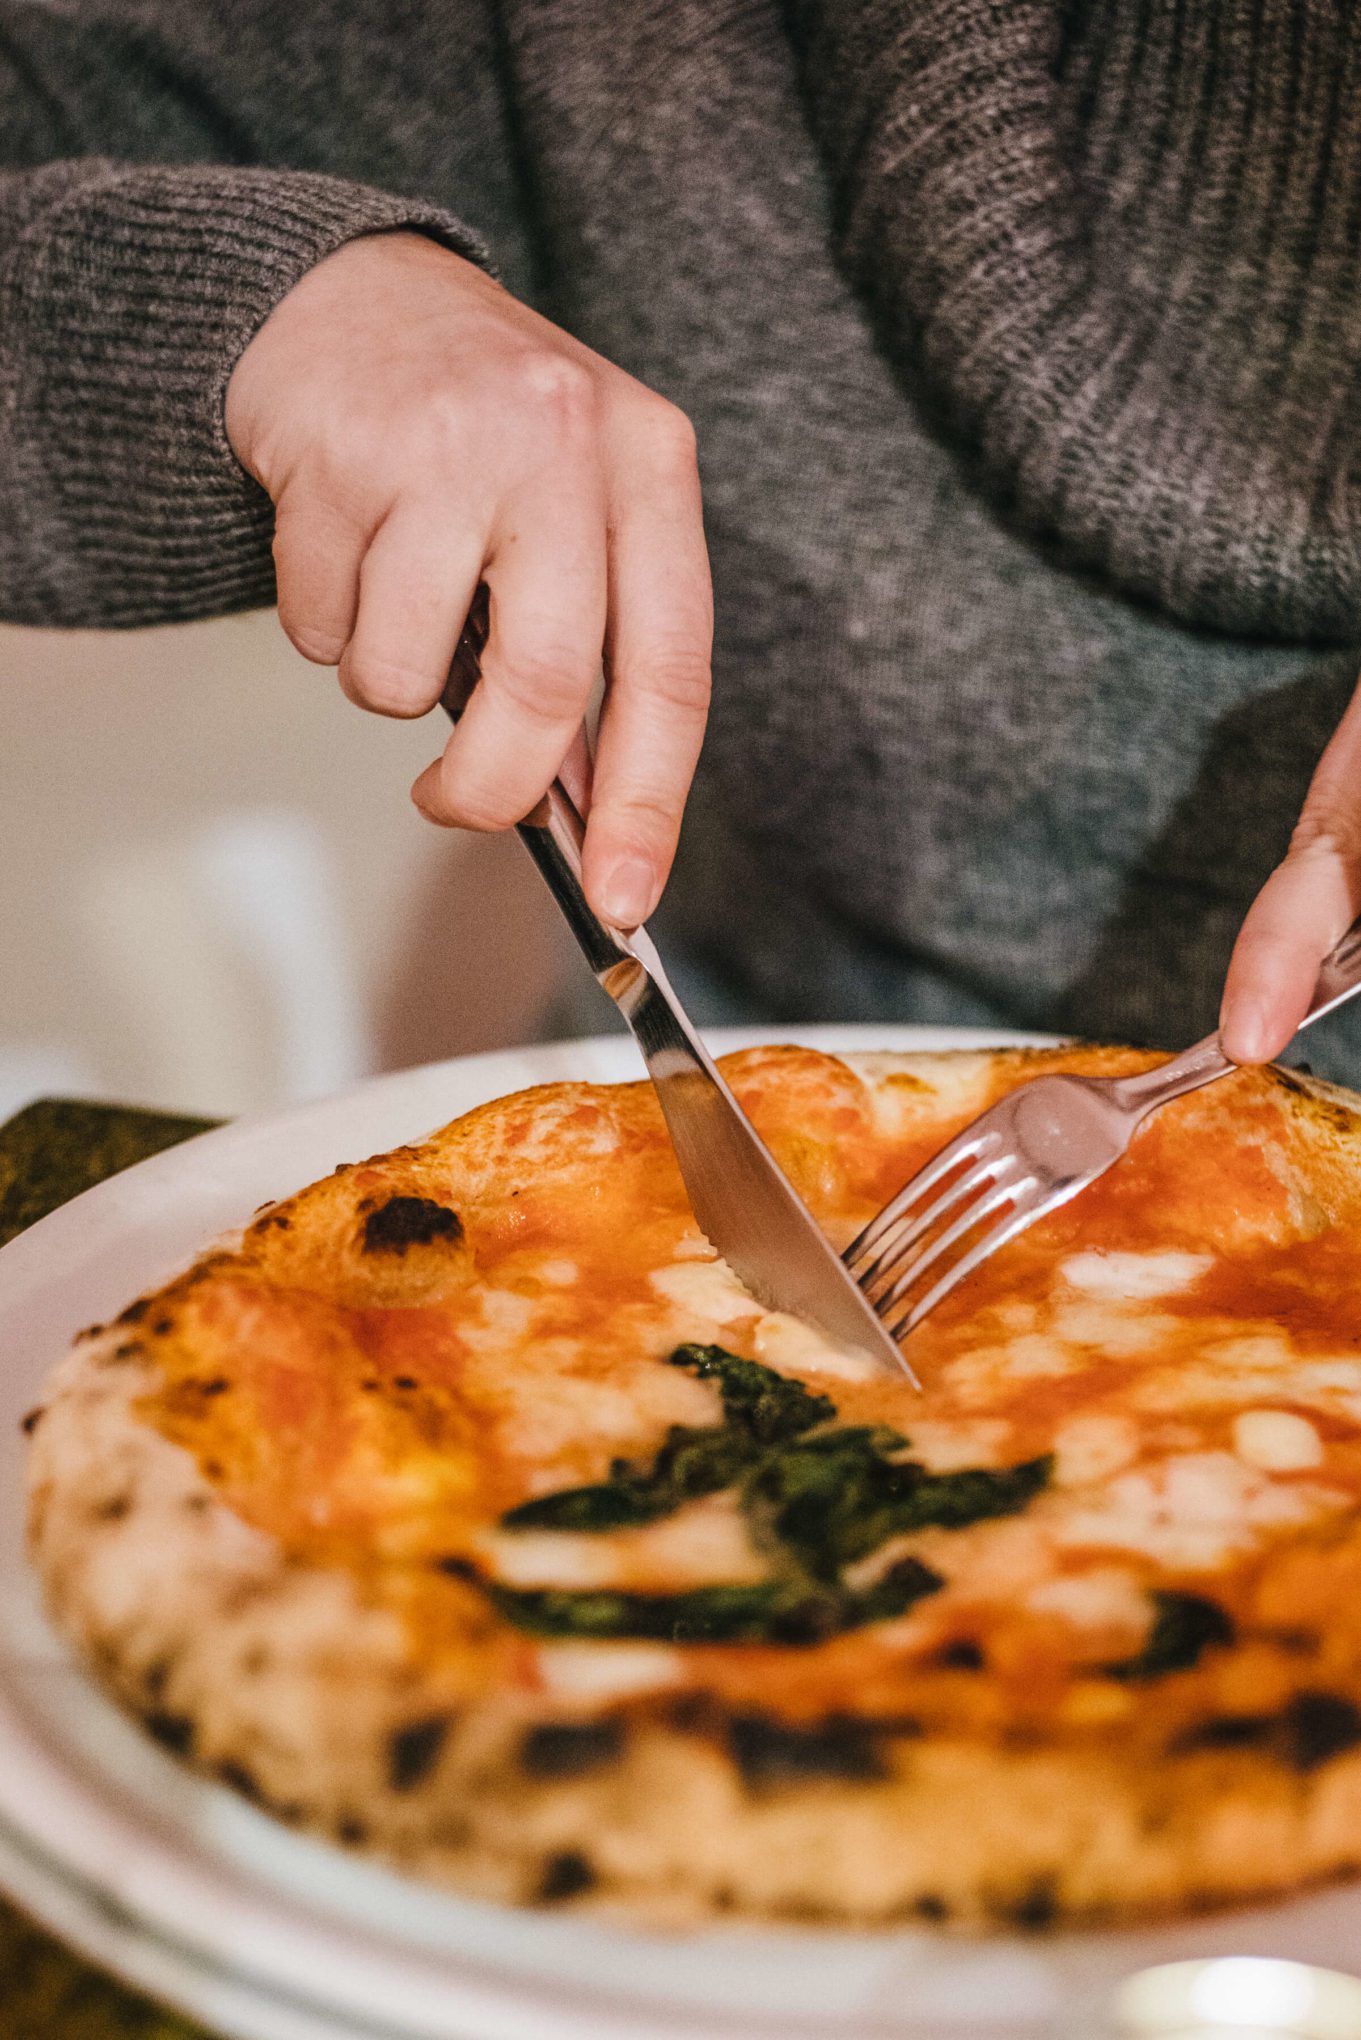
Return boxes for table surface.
[0,1098,219,2040]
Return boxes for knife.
[439,590,914,1382]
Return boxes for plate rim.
[5,1023,1356,2040]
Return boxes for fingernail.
[1224,1001,1270,1064]
[600,857,655,927]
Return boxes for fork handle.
[1113,910,1361,1114]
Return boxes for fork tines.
[844,1127,1037,1341]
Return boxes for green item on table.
[0,1097,219,2039]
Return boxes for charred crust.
[117,1299,151,1326]
[141,1659,170,1702]
[1282,1693,1361,1772]
[666,1691,721,1735]
[728,1712,887,1787]
[77,1322,106,1341]
[520,1720,625,1778]
[434,1555,478,1583]
[19,1407,43,1436]
[144,1710,194,1757]
[1173,1715,1274,1753]
[913,1892,951,1922]
[1006,1877,1058,1932]
[1172,1694,1361,1771]
[537,1850,596,1903]
[388,1715,450,1791]
[360,1195,463,1255]
[91,1494,131,1522]
[394,1375,419,1390]
[336,1814,369,1846]
[217,1760,266,1806]
[152,1317,174,1337]
[932,1637,985,1671]
[113,1342,143,1362]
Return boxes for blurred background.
[0,612,586,1122]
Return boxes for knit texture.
[790,0,1361,639]
[2,0,1361,1069]
[0,163,486,624]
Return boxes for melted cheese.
[1060,1250,1213,1299]
[1053,1452,1348,1569]
[1233,1410,1324,1473]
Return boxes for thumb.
[1220,678,1361,1064]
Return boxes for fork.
[843,919,1361,1342]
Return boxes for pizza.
[23,1044,1361,1930]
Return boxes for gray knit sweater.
[4,2,1361,1072]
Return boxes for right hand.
[224,231,712,928]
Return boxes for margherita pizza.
[24,1046,1361,1928]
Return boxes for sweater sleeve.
[0,26,497,627]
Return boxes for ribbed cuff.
[0,161,491,627]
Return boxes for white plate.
[2,1024,1360,2040]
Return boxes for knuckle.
[605,787,682,843]
[493,640,595,725]
[517,351,598,435]
[1289,814,1358,864]
[645,400,699,473]
[637,640,712,716]
[435,775,521,834]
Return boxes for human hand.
[1220,679,1361,1063]
[224,232,712,927]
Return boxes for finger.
[1220,678,1361,1063]
[272,496,365,666]
[581,405,712,926]
[412,475,607,831]
[339,506,483,718]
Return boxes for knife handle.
[438,585,637,983]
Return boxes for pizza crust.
[24,1049,1361,1928]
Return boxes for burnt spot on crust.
[336,1814,369,1846]
[19,1407,44,1436]
[144,1710,194,1757]
[117,1298,151,1326]
[1104,1592,1234,1681]
[1171,1694,1361,1772]
[913,1893,951,1923]
[394,1375,419,1391]
[1282,1693,1361,1772]
[537,1850,596,1903]
[933,1637,985,1671]
[1006,1877,1059,1932]
[217,1759,266,1806]
[520,1720,625,1778]
[91,1494,131,1522]
[388,1715,450,1791]
[141,1659,170,1703]
[76,1322,106,1341]
[728,1712,888,1787]
[152,1317,174,1337]
[360,1196,463,1256]
[1174,1715,1275,1753]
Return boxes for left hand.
[1220,676,1361,1063]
